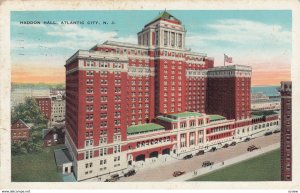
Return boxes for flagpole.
[224,54,225,66]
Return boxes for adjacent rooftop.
[252,110,278,117]
[157,111,203,123]
[251,110,278,120]
[54,148,73,166]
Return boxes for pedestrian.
[222,161,224,165]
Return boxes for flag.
[224,54,232,63]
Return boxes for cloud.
[186,19,291,46]
[185,19,291,67]
[12,23,137,51]
[11,23,138,67]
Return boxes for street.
[119,133,280,182]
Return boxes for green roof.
[170,112,202,119]
[252,114,264,119]
[146,11,181,26]
[127,123,164,135]
[209,115,226,122]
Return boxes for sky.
[11,10,292,86]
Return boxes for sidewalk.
[166,143,280,182]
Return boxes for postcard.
[0,0,300,191]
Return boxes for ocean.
[251,86,280,97]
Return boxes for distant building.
[35,96,52,121]
[50,92,66,127]
[43,128,65,147]
[251,92,280,111]
[11,119,31,143]
[280,81,292,181]
[11,87,50,109]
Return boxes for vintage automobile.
[183,154,193,160]
[264,131,273,136]
[173,170,186,177]
[124,169,136,177]
[105,174,120,182]
[202,161,214,167]
[230,141,237,146]
[247,145,259,152]
[195,150,205,156]
[273,130,281,133]
[209,147,217,152]
[244,137,251,142]
[223,144,229,148]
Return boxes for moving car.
[202,161,214,167]
[173,171,185,177]
[124,169,136,177]
[273,130,281,134]
[244,137,250,142]
[264,131,273,136]
[247,145,259,152]
[195,150,205,156]
[209,147,217,152]
[230,141,236,146]
[183,154,193,160]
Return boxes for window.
[171,32,175,47]
[178,34,182,48]
[100,137,107,144]
[114,145,121,153]
[164,31,168,46]
[85,150,93,159]
[85,139,93,147]
[114,135,121,142]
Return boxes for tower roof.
[145,11,181,27]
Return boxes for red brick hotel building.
[65,11,279,181]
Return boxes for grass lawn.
[12,145,65,182]
[189,149,281,181]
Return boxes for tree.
[11,97,47,125]
[11,97,48,156]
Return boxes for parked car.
[223,144,229,148]
[183,154,193,160]
[173,170,185,177]
[244,137,250,142]
[247,145,259,152]
[124,169,136,177]
[264,131,273,136]
[107,174,120,182]
[104,176,119,182]
[273,130,280,134]
[230,141,236,146]
[209,147,217,152]
[195,150,205,156]
[202,161,214,167]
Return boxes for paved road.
[119,133,280,182]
